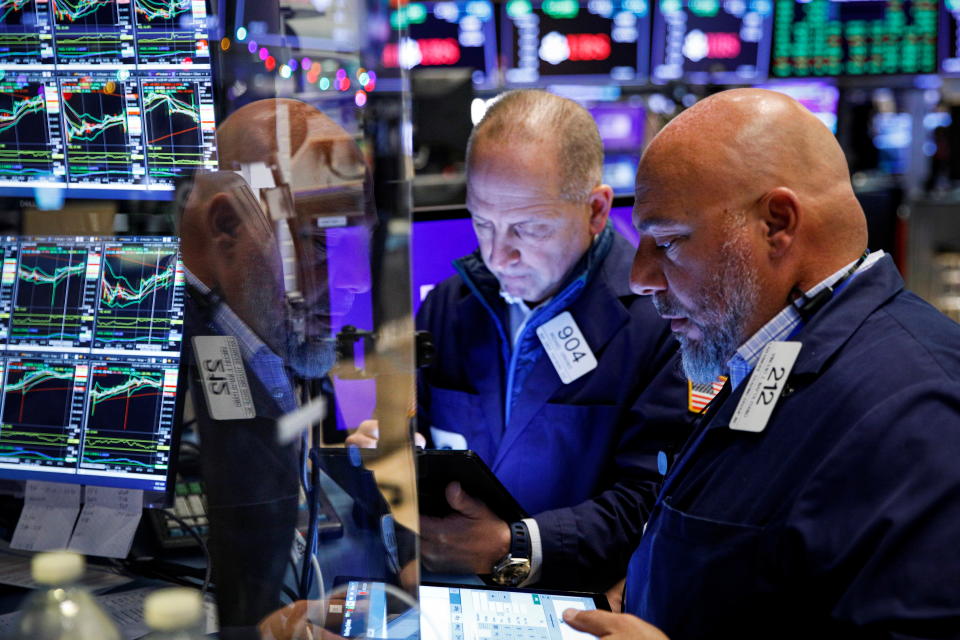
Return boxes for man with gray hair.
[351,89,690,591]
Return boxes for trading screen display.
[940,0,960,73]
[503,0,651,84]
[381,1,498,87]
[0,236,183,493]
[771,0,937,77]
[0,0,217,200]
[757,80,840,132]
[651,0,774,83]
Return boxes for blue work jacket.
[417,226,691,589]
[625,256,960,638]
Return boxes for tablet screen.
[326,580,605,640]
[419,584,603,640]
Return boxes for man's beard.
[654,236,759,384]
[286,333,337,379]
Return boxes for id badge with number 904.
[536,311,598,384]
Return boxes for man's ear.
[762,187,800,257]
[588,184,614,235]
[207,192,244,250]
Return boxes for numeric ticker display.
[503,0,651,84]
[0,236,184,493]
[651,0,774,83]
[771,0,938,77]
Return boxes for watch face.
[492,557,531,586]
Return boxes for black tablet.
[417,449,528,523]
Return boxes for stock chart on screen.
[0,236,184,493]
[0,0,217,199]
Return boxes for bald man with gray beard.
[564,89,960,640]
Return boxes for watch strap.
[508,520,530,560]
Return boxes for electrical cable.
[159,509,212,597]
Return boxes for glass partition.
[0,0,417,637]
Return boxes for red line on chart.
[12,386,73,423]
[149,125,198,144]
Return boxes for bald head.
[630,89,870,382]
[639,88,867,270]
[216,98,352,169]
[467,90,603,202]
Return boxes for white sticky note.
[729,341,802,433]
[536,312,598,384]
[10,481,81,552]
[192,335,255,420]
[68,487,143,559]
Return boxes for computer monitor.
[0,0,218,200]
[757,80,840,133]
[650,0,774,84]
[502,0,651,85]
[770,0,937,78]
[941,0,960,74]
[0,235,185,504]
[377,0,498,90]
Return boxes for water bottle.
[142,587,206,639]
[15,550,121,640]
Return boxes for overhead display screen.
[503,0,651,84]
[651,0,774,83]
[771,0,937,77]
[758,80,840,132]
[0,0,218,200]
[941,0,960,73]
[0,236,184,495]
[380,1,498,88]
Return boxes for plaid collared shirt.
[727,251,885,391]
[184,268,297,413]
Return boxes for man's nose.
[488,234,520,271]
[630,243,667,296]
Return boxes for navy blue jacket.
[625,256,960,638]
[417,227,691,589]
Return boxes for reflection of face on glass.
[181,100,375,379]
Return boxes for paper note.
[68,487,143,559]
[10,481,81,552]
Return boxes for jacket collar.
[789,255,903,377]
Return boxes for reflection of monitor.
[0,236,185,503]
[757,80,840,133]
[650,0,774,83]
[502,0,651,85]
[378,1,498,89]
[771,0,937,78]
[0,0,218,200]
